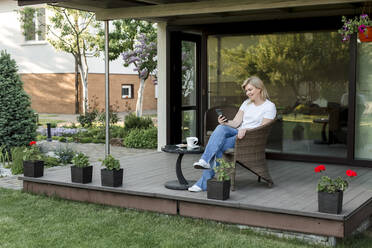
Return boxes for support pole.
[104,20,110,156]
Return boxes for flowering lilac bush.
[46,128,81,137]
[122,33,157,116]
[339,14,372,42]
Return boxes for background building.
[0,0,157,114]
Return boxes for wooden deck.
[19,151,372,238]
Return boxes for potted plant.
[23,141,44,177]
[315,165,357,214]
[339,14,372,42]
[100,154,123,187]
[71,152,92,184]
[207,158,235,200]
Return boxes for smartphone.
[215,109,228,122]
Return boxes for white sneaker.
[193,159,211,169]
[188,185,202,192]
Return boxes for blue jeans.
[194,125,237,191]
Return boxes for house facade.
[0,0,157,114]
[16,0,372,167]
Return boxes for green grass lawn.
[0,188,370,248]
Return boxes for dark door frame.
[168,31,202,144]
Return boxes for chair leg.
[257,176,261,182]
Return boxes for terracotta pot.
[359,26,372,42]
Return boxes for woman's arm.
[237,118,274,139]
[218,110,243,128]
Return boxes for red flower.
[29,141,36,146]
[314,165,326,173]
[346,169,357,177]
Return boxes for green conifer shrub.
[0,51,37,150]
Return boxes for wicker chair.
[223,120,275,190]
[203,106,239,145]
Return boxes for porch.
[19,151,372,239]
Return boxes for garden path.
[0,141,156,190]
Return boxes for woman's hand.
[237,129,246,139]
[218,115,228,125]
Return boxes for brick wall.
[21,73,157,114]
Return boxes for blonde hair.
[241,76,269,100]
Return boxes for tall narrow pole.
[104,20,110,156]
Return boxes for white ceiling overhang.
[17,0,369,24]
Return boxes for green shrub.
[124,113,153,130]
[79,137,93,143]
[55,145,76,165]
[58,137,67,142]
[36,135,47,141]
[77,109,98,128]
[66,137,74,143]
[10,147,25,175]
[0,51,37,150]
[92,138,104,144]
[100,154,120,170]
[72,152,90,168]
[123,127,157,148]
[49,122,57,128]
[0,145,10,168]
[42,156,60,168]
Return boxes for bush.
[10,147,25,175]
[42,156,60,168]
[72,152,90,168]
[55,145,76,165]
[124,113,153,131]
[123,127,157,148]
[77,110,98,128]
[0,51,37,150]
[100,154,120,170]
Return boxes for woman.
[188,76,276,192]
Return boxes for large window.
[21,8,46,41]
[208,32,350,158]
[355,42,372,160]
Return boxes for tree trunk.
[74,57,79,114]
[78,63,88,114]
[135,78,146,117]
[77,53,89,114]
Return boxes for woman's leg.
[201,125,238,164]
[194,134,237,191]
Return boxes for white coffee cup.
[186,137,199,149]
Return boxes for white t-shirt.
[238,99,276,129]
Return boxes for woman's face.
[245,83,261,102]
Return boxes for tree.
[46,6,100,114]
[97,19,157,117]
[0,50,37,150]
[222,32,349,97]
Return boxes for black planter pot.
[23,160,44,177]
[207,179,231,200]
[71,166,93,184]
[101,168,123,187]
[318,191,343,214]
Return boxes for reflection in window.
[355,42,372,160]
[21,8,46,41]
[181,41,197,106]
[208,32,349,158]
[182,110,196,141]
